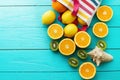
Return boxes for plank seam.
[0,70,120,73]
[0,48,119,51]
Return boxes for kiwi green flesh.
[68,57,79,67]
[77,50,87,59]
[97,40,106,50]
[50,41,58,51]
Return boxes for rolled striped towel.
[57,0,102,26]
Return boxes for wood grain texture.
[0,50,119,71]
[0,0,120,80]
[0,71,119,80]
[0,28,120,49]
[0,0,119,5]
[0,6,120,28]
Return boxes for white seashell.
[88,46,113,66]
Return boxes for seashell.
[88,46,113,66]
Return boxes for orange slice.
[48,24,63,39]
[59,38,76,56]
[79,62,96,79]
[52,1,67,13]
[74,31,91,48]
[93,22,108,38]
[97,5,113,22]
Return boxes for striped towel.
[57,0,102,26]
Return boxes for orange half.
[79,62,96,79]
[97,5,113,22]
[59,38,76,56]
[74,31,91,48]
[48,24,63,39]
[93,22,108,38]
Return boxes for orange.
[79,62,96,79]
[97,5,113,22]
[59,38,76,56]
[52,1,67,13]
[47,24,63,39]
[77,18,87,26]
[93,22,108,38]
[74,31,91,48]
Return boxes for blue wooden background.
[0,0,120,80]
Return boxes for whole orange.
[52,1,67,13]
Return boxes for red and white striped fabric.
[58,0,102,26]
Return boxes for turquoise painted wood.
[0,6,119,28]
[0,0,119,5]
[0,28,120,49]
[0,71,120,80]
[0,0,120,80]
[0,50,119,71]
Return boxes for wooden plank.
[0,1,119,80]
[102,0,120,5]
[0,27,119,49]
[0,50,118,71]
[0,6,52,28]
[0,0,48,5]
[0,6,119,28]
[0,70,119,80]
[0,0,119,5]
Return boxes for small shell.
[102,51,113,62]
[88,46,113,66]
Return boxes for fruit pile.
[42,0,113,79]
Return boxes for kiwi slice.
[97,40,107,50]
[50,40,59,51]
[77,50,87,59]
[68,57,79,68]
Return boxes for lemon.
[64,24,78,38]
[62,10,76,24]
[42,10,56,25]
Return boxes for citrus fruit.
[48,24,63,39]
[62,10,76,24]
[52,1,67,13]
[68,57,79,68]
[77,18,87,26]
[97,5,113,22]
[64,24,78,38]
[50,40,59,51]
[77,50,88,59]
[79,62,96,79]
[42,10,56,25]
[97,40,107,50]
[74,31,91,48]
[93,22,108,38]
[59,38,76,56]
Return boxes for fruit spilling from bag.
[42,0,113,79]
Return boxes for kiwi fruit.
[77,50,88,59]
[68,57,79,68]
[97,40,107,50]
[50,40,59,51]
